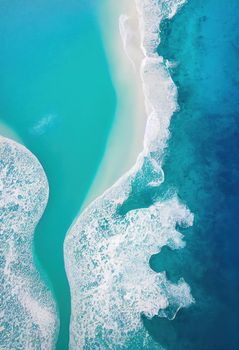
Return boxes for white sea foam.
[119,14,137,70]
[135,0,187,56]
[0,136,59,349]
[65,188,193,349]
[65,0,193,349]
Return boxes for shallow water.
[64,1,196,349]
[1,0,239,349]
[0,1,115,348]
[0,137,58,349]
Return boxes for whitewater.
[64,0,194,349]
[0,137,59,349]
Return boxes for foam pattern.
[135,0,187,56]
[0,137,59,349]
[65,187,193,349]
[65,0,194,349]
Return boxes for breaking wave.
[64,0,194,349]
[0,136,59,349]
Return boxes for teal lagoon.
[0,1,116,348]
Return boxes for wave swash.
[64,0,194,349]
[0,137,59,349]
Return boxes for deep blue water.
[144,1,239,349]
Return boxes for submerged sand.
[83,0,146,207]
[0,121,22,144]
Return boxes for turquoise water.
[1,0,239,349]
[0,1,115,348]
[64,1,196,349]
[0,137,58,349]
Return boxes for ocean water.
[1,0,239,349]
[145,0,239,349]
[0,1,116,348]
[65,0,239,349]
[64,1,195,349]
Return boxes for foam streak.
[65,1,193,349]
[0,137,59,349]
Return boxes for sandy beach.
[83,0,146,207]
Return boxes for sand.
[83,0,146,208]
